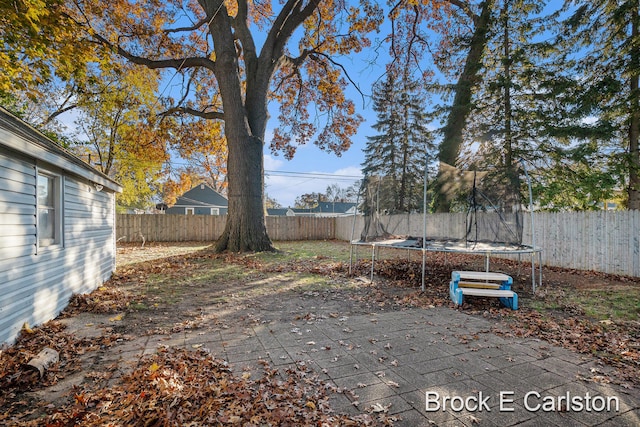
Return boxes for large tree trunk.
[208,0,274,252]
[434,0,494,212]
[215,134,274,252]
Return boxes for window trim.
[210,208,219,215]
[35,166,64,253]
[185,207,195,215]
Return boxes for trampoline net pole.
[520,158,537,293]
[422,155,428,292]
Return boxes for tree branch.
[447,0,478,24]
[310,52,367,100]
[164,16,210,34]
[261,0,318,67]
[44,103,78,125]
[233,0,258,67]
[161,106,224,120]
[90,31,216,71]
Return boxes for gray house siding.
[0,111,120,345]
[0,150,36,261]
[166,206,228,215]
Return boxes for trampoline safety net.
[358,162,524,247]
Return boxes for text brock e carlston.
[425,391,620,413]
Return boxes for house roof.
[172,183,228,207]
[290,202,357,214]
[314,202,357,214]
[0,107,122,193]
[266,208,290,216]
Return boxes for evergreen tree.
[552,0,640,209]
[362,73,434,214]
[451,0,618,211]
[460,0,553,202]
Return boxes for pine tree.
[462,0,550,172]
[552,0,640,209]
[453,0,619,211]
[362,73,434,214]
[362,75,402,212]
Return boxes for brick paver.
[79,306,638,426]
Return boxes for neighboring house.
[278,202,358,217]
[313,201,358,217]
[166,183,228,215]
[0,107,122,344]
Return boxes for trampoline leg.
[370,244,376,283]
[421,249,426,292]
[349,244,353,276]
[538,251,543,289]
[531,253,535,293]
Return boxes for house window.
[186,208,194,215]
[37,171,62,248]
[210,208,219,215]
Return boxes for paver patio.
[61,306,639,426]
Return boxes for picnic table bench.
[449,270,518,310]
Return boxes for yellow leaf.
[305,401,316,410]
[242,372,251,380]
[22,322,34,334]
[149,362,160,373]
[110,314,123,321]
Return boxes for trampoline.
[349,160,543,292]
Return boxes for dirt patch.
[116,241,212,267]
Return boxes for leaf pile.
[62,285,135,317]
[22,347,393,426]
[0,321,125,418]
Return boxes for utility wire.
[265,170,362,179]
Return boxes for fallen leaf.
[22,322,34,334]
[469,415,481,424]
[370,402,391,413]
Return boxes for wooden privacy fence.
[116,214,337,243]
[116,211,640,277]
